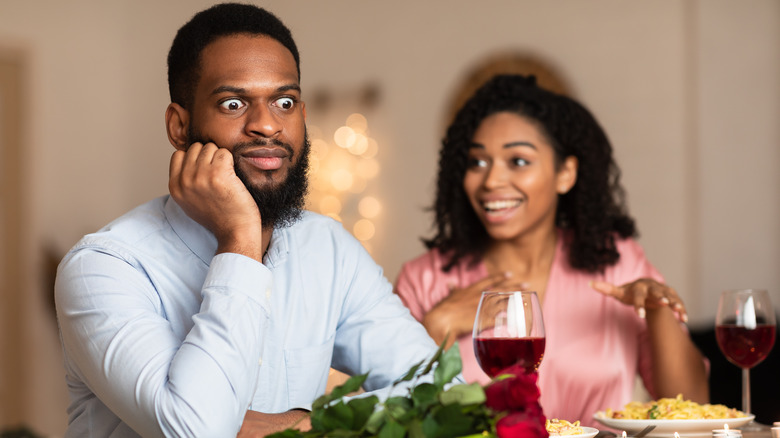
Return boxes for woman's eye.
[467,157,488,168]
[220,99,245,111]
[512,158,530,167]
[274,97,295,110]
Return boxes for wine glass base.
[739,419,771,437]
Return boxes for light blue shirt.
[55,196,438,437]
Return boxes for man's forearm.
[238,409,311,437]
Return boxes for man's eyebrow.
[468,141,537,150]
[210,84,301,96]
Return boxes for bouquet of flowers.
[268,343,548,438]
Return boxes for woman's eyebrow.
[504,141,536,150]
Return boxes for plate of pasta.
[546,419,598,437]
[594,394,753,436]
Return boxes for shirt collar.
[164,196,218,266]
[164,195,291,267]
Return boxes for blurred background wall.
[0,0,778,435]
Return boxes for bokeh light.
[358,196,381,218]
[334,126,356,149]
[330,168,354,191]
[307,113,383,253]
[346,113,368,133]
[353,219,375,241]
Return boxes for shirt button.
[258,357,263,366]
[265,288,272,300]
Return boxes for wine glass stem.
[741,367,751,415]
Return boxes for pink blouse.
[394,232,665,427]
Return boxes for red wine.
[474,336,545,377]
[716,324,776,368]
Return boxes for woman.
[394,74,708,426]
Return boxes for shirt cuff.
[205,253,273,306]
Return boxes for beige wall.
[0,1,777,435]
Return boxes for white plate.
[549,426,599,438]
[593,412,755,436]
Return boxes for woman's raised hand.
[422,273,528,347]
[590,278,688,323]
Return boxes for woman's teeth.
[483,199,522,211]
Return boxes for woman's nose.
[483,162,508,189]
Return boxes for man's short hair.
[167,2,300,109]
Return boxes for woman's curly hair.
[424,74,636,273]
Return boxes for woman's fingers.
[591,278,689,322]
[629,281,649,319]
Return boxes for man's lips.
[242,147,289,171]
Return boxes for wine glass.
[473,290,546,377]
[715,289,776,431]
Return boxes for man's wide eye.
[275,97,295,110]
[220,99,244,111]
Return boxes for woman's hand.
[590,278,688,322]
[423,273,528,348]
[592,278,708,403]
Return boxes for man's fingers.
[169,150,184,179]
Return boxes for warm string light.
[308,113,382,253]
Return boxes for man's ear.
[165,103,189,151]
[556,155,578,194]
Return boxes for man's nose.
[245,105,282,138]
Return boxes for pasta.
[606,394,746,420]
[546,418,584,435]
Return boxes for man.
[55,4,438,437]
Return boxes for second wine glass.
[715,288,776,431]
[473,290,546,377]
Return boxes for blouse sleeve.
[394,250,457,323]
[394,258,430,322]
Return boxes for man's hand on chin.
[237,409,311,437]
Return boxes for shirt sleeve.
[56,245,270,437]
[329,231,439,393]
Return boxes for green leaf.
[392,358,425,385]
[421,342,446,375]
[439,383,486,406]
[407,419,426,438]
[364,408,386,434]
[411,382,439,407]
[377,419,406,438]
[433,343,462,388]
[346,395,379,429]
[317,401,354,431]
[434,403,480,436]
[384,396,412,420]
[264,429,304,438]
[420,415,441,437]
[312,373,369,411]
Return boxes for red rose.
[484,368,541,412]
[495,409,549,438]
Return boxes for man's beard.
[187,127,310,230]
